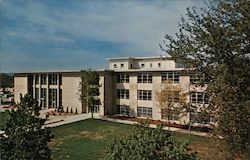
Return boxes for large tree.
[105,123,196,160]
[0,94,53,160]
[79,70,100,118]
[161,0,250,159]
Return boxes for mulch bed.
[107,115,212,133]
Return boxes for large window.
[117,105,130,116]
[161,109,180,121]
[41,74,47,85]
[117,73,129,83]
[49,74,57,85]
[35,75,39,84]
[175,63,187,68]
[190,92,209,104]
[137,107,152,118]
[35,88,39,99]
[116,89,129,99]
[49,89,57,108]
[138,73,152,83]
[41,88,47,108]
[162,72,179,84]
[138,90,152,101]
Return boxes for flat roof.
[107,55,172,61]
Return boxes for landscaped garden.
[50,119,215,160]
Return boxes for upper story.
[108,56,186,71]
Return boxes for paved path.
[99,117,210,137]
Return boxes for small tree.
[155,81,188,130]
[105,122,196,160]
[79,70,100,118]
[0,94,53,160]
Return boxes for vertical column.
[33,75,35,99]
[57,74,60,109]
[46,74,49,109]
[38,74,41,107]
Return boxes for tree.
[0,73,14,88]
[105,122,196,160]
[155,80,188,130]
[79,70,100,118]
[0,94,53,160]
[161,0,250,159]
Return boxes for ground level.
[50,119,215,160]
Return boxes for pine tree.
[0,94,53,160]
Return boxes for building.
[14,56,209,125]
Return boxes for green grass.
[50,119,214,160]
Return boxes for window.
[138,73,152,83]
[35,75,39,84]
[175,63,187,68]
[117,105,130,116]
[41,88,47,108]
[150,63,152,68]
[190,73,203,84]
[116,89,129,99]
[130,64,133,68]
[114,64,117,68]
[137,107,152,118]
[120,64,124,68]
[35,88,39,99]
[190,111,210,124]
[41,74,47,85]
[161,72,179,84]
[190,92,209,104]
[141,64,145,68]
[49,89,57,108]
[158,63,161,68]
[138,90,152,101]
[161,109,179,121]
[117,73,129,83]
[59,74,62,85]
[49,74,57,85]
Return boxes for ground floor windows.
[161,109,180,121]
[41,88,47,108]
[137,107,152,118]
[190,111,210,124]
[49,89,57,108]
[117,105,130,116]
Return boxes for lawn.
[50,119,214,160]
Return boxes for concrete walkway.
[99,117,210,137]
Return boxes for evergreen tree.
[161,0,250,159]
[0,94,53,160]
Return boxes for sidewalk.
[99,117,210,137]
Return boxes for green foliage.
[105,123,196,160]
[0,73,14,88]
[161,0,250,159]
[0,94,53,160]
[79,70,100,117]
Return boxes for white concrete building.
[14,56,209,125]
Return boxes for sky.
[0,0,205,73]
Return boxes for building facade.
[14,56,209,125]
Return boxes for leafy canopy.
[0,94,53,160]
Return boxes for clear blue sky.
[0,0,205,73]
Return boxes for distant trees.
[161,0,250,159]
[0,73,14,88]
[0,94,53,160]
[105,123,196,160]
[79,70,100,118]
